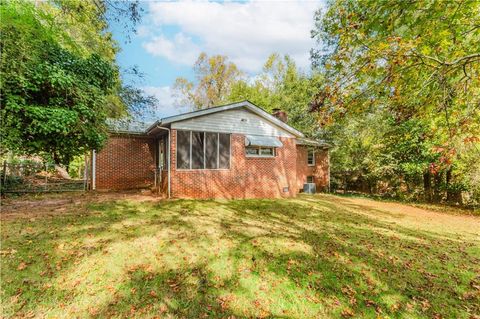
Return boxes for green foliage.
[0,1,154,165]
[229,54,324,136]
[67,155,86,179]
[311,0,480,204]
[0,8,114,163]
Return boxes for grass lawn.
[1,193,479,318]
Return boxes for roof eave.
[144,100,305,138]
[296,138,332,149]
[146,120,161,134]
[108,130,150,136]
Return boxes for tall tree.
[311,0,480,140]
[0,1,154,165]
[311,0,480,203]
[229,54,324,136]
[173,53,242,109]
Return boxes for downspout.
[156,125,171,199]
[92,150,96,190]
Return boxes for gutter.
[156,125,171,199]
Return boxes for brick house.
[93,101,330,199]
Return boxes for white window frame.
[306,176,315,183]
[176,130,231,170]
[307,149,315,166]
[245,146,276,158]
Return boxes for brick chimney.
[272,108,288,123]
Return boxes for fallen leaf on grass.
[349,296,357,306]
[217,295,234,311]
[88,307,99,316]
[341,308,355,318]
[159,304,168,314]
[390,303,401,312]
[17,262,27,271]
[420,299,431,311]
[10,293,21,304]
[405,302,415,312]
[365,299,376,307]
[167,279,180,292]
[43,283,52,290]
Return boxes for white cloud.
[136,25,152,38]
[142,0,322,72]
[143,33,201,65]
[142,85,190,119]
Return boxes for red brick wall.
[95,132,330,197]
[95,135,155,190]
[169,130,298,199]
[243,137,298,198]
[296,146,329,192]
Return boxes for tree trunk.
[423,172,432,202]
[446,167,453,201]
[433,171,443,203]
[446,168,463,204]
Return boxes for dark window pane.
[218,134,230,169]
[191,131,204,169]
[177,131,190,169]
[205,132,218,169]
[246,147,259,155]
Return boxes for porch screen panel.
[218,133,230,169]
[176,131,190,169]
[205,132,218,169]
[191,131,205,169]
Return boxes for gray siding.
[171,109,294,137]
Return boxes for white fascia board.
[146,100,305,137]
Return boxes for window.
[205,132,218,169]
[246,147,259,156]
[177,131,190,169]
[307,176,314,183]
[307,149,315,166]
[191,131,204,169]
[245,146,275,157]
[176,131,230,170]
[219,133,230,169]
[259,148,274,156]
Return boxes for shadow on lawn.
[2,197,479,318]
[222,199,479,318]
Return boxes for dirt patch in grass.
[1,191,160,220]
[319,194,480,242]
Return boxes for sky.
[109,0,323,119]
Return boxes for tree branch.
[413,52,480,66]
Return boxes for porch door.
[158,139,165,171]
